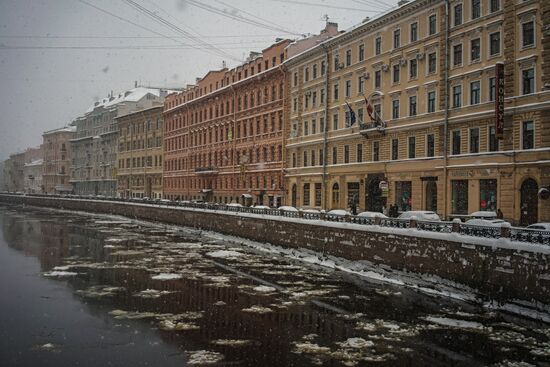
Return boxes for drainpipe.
[231,84,237,203]
[321,44,330,211]
[443,0,450,220]
[278,63,287,206]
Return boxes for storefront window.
[395,181,412,212]
[479,179,497,211]
[347,182,360,209]
[303,183,310,206]
[315,183,322,206]
[451,180,468,214]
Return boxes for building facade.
[70,87,173,197]
[23,159,43,193]
[116,106,164,199]
[42,126,76,194]
[163,24,340,206]
[285,0,549,225]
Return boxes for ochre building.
[116,106,164,199]
[285,0,549,225]
[42,126,75,194]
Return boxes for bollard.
[500,222,511,238]
[452,218,461,233]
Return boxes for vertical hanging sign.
[495,62,504,139]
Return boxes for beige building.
[43,126,76,194]
[116,106,164,199]
[285,0,549,225]
[23,159,43,193]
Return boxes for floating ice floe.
[43,271,78,277]
[338,337,374,349]
[210,339,253,347]
[206,250,243,259]
[253,285,277,293]
[151,273,182,280]
[421,316,486,330]
[293,342,331,354]
[241,305,273,314]
[186,350,224,365]
[159,320,199,331]
[76,285,124,298]
[133,289,173,299]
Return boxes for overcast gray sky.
[0,0,397,160]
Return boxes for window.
[303,151,308,167]
[489,32,501,56]
[480,179,497,211]
[321,60,326,75]
[409,95,417,116]
[375,70,381,89]
[471,38,480,62]
[454,4,463,26]
[428,52,437,74]
[452,130,461,154]
[319,148,324,165]
[303,183,310,206]
[489,77,496,101]
[393,29,401,49]
[409,59,418,79]
[311,119,316,134]
[320,117,325,132]
[333,84,339,100]
[358,76,365,94]
[305,67,309,82]
[391,139,399,160]
[332,183,340,207]
[490,0,500,13]
[428,91,436,113]
[304,121,309,135]
[470,127,479,153]
[293,98,297,112]
[312,64,318,78]
[522,68,535,95]
[488,126,499,152]
[470,81,480,105]
[315,183,322,206]
[522,120,534,149]
[429,14,437,35]
[320,89,325,104]
[356,144,363,163]
[453,44,462,66]
[427,134,435,157]
[396,181,412,212]
[332,146,337,164]
[392,99,400,119]
[453,85,462,108]
[373,141,379,161]
[345,80,351,97]
[471,0,480,19]
[334,53,340,70]
[451,180,468,214]
[344,145,350,163]
[293,72,298,86]
[359,44,365,62]
[408,136,416,158]
[410,22,418,42]
[346,49,352,66]
[358,108,364,123]
[333,113,339,130]
[375,36,382,55]
[522,21,534,47]
[393,64,400,84]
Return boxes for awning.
[241,193,252,198]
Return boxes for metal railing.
[2,192,549,245]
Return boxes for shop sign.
[495,62,504,139]
[379,180,389,198]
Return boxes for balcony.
[195,166,219,175]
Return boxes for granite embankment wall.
[1,194,549,305]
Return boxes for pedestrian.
[496,208,503,219]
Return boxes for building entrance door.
[291,184,297,207]
[365,175,384,212]
[425,180,437,212]
[520,178,538,225]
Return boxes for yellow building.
[285,0,549,225]
[116,106,164,199]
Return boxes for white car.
[469,211,497,219]
[357,211,388,219]
[227,202,243,207]
[278,206,298,212]
[327,209,350,216]
[253,205,270,209]
[465,218,509,227]
[527,223,550,231]
[398,211,441,221]
[301,209,320,214]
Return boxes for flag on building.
[345,101,356,127]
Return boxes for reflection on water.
[0,206,549,367]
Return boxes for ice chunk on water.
[43,271,78,277]
[186,350,224,365]
[206,250,242,259]
[151,273,182,280]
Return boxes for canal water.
[0,205,549,367]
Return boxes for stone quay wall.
[1,194,549,306]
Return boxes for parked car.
[226,202,243,207]
[469,211,497,219]
[527,223,550,231]
[327,209,350,216]
[465,218,509,227]
[278,206,298,212]
[357,211,387,219]
[253,205,270,209]
[398,211,441,221]
[301,209,320,214]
